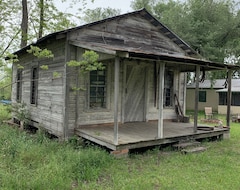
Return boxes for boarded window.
[30,67,38,105]
[89,69,106,108]
[16,70,22,102]
[199,91,206,102]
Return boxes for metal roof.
[187,79,240,89]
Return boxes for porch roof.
[70,40,239,72]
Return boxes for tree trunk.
[38,0,44,39]
[20,0,28,48]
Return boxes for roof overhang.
[69,40,239,72]
[216,87,240,92]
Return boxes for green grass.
[1,105,240,189]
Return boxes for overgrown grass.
[1,105,240,189]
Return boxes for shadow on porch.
[75,121,229,151]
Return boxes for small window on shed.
[232,92,240,106]
[219,92,227,105]
[199,91,206,102]
[16,70,22,102]
[89,68,107,109]
[30,67,38,105]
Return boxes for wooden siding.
[68,13,186,57]
[75,50,185,126]
[12,39,66,137]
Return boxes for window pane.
[31,67,38,105]
[164,70,173,107]
[219,92,227,105]
[199,91,206,102]
[89,68,106,109]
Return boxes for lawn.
[0,104,240,189]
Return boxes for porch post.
[194,65,200,133]
[158,62,165,138]
[226,70,232,127]
[114,56,120,145]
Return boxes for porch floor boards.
[75,121,229,150]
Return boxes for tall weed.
[0,104,11,123]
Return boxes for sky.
[56,0,133,15]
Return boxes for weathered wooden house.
[11,9,238,152]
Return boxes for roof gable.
[68,9,199,57]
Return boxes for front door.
[124,63,146,122]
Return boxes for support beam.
[114,56,120,145]
[194,65,200,133]
[158,62,165,138]
[226,70,232,127]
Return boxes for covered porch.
[75,121,229,151]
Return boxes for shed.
[216,84,240,115]
[187,79,240,114]
[11,9,238,151]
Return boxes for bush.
[0,104,11,123]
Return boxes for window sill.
[84,108,111,113]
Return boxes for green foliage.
[67,50,105,72]
[0,104,11,123]
[131,0,240,79]
[40,65,49,70]
[11,102,30,125]
[17,64,24,69]
[83,7,121,23]
[71,148,112,182]
[5,53,18,63]
[0,68,12,100]
[52,71,62,79]
[1,104,240,189]
[27,45,54,59]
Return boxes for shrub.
[0,104,11,123]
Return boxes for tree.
[20,0,28,48]
[131,0,240,79]
[130,0,156,13]
[83,7,121,23]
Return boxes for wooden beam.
[114,56,120,145]
[194,65,200,133]
[226,70,232,127]
[63,36,71,140]
[158,62,165,138]
[69,40,116,55]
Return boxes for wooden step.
[182,146,207,154]
[173,141,201,149]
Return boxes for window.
[164,70,174,107]
[199,91,206,102]
[16,70,22,102]
[219,92,227,105]
[89,69,107,108]
[219,92,240,106]
[232,92,240,106]
[30,67,38,105]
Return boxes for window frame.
[164,70,174,107]
[199,91,206,102]
[30,67,39,105]
[16,69,22,102]
[87,66,108,110]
